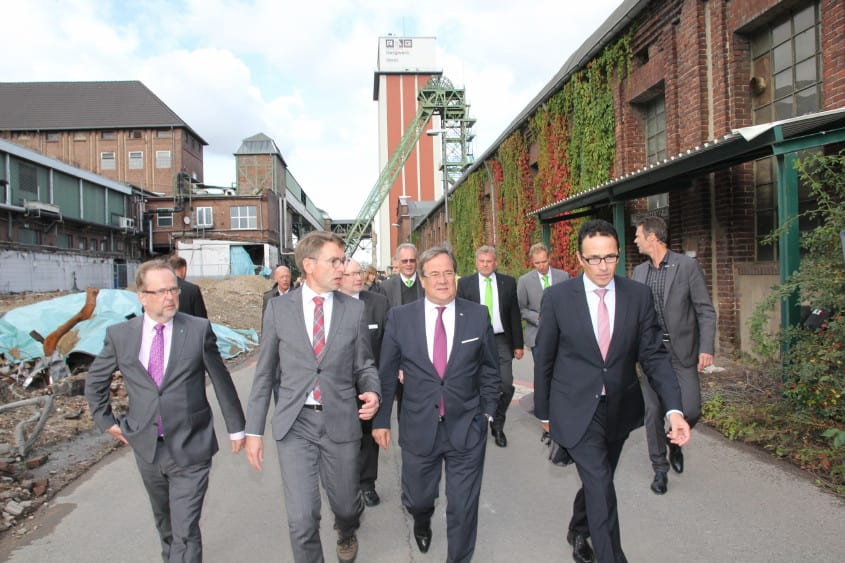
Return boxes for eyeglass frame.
[580,254,620,266]
[307,255,348,268]
[141,287,181,297]
[342,270,364,278]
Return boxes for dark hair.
[635,215,668,244]
[418,246,457,275]
[168,255,187,270]
[294,231,345,272]
[577,219,619,253]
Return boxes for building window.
[751,3,820,123]
[78,237,86,250]
[101,131,116,140]
[157,213,173,227]
[57,233,72,249]
[128,151,143,170]
[73,132,87,141]
[89,239,98,251]
[230,206,257,230]
[18,228,40,245]
[46,132,60,142]
[129,130,143,139]
[156,150,171,169]
[101,152,116,170]
[644,96,668,209]
[156,130,172,139]
[18,162,38,200]
[196,207,213,228]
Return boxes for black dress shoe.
[650,470,668,495]
[669,443,684,473]
[413,521,432,553]
[362,489,380,507]
[566,530,594,563]
[491,428,508,447]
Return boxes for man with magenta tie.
[373,245,500,562]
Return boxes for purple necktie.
[312,296,325,402]
[434,306,447,416]
[595,289,610,360]
[149,324,165,436]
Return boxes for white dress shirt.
[424,298,455,364]
[477,273,505,334]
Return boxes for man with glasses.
[373,246,499,561]
[245,231,381,563]
[86,259,245,563]
[457,245,524,447]
[533,220,690,563]
[339,259,389,508]
[632,215,716,495]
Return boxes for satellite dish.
[183,216,192,225]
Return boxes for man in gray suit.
[261,265,292,329]
[633,215,716,495]
[245,231,381,563]
[517,242,570,350]
[373,246,500,562]
[86,259,245,563]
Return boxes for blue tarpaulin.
[229,246,257,276]
[0,290,258,364]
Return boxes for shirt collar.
[143,313,173,331]
[302,282,333,303]
[425,297,455,312]
[582,274,615,294]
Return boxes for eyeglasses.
[141,287,181,297]
[343,271,363,278]
[308,256,348,268]
[400,258,417,264]
[423,270,456,280]
[581,254,620,266]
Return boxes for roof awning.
[530,107,845,223]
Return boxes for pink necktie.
[149,324,165,436]
[434,306,447,416]
[312,297,325,402]
[595,289,610,360]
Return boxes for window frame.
[230,205,258,230]
[195,207,213,228]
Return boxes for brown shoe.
[337,533,358,562]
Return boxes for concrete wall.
[0,249,138,293]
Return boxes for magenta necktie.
[149,324,165,436]
[595,289,610,360]
[312,296,325,402]
[434,306,447,416]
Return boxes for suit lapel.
[446,300,469,376]
[608,277,628,362]
[572,278,603,360]
[322,292,346,362]
[163,314,187,385]
[663,251,679,306]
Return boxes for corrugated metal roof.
[235,132,283,156]
[0,81,206,144]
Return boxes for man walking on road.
[534,220,690,563]
[86,259,245,563]
[373,245,500,563]
[339,258,389,508]
[244,231,381,563]
[457,245,524,447]
[632,215,716,494]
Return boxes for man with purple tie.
[373,245,500,562]
[86,259,245,563]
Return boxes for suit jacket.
[261,285,290,331]
[516,267,570,347]
[359,290,389,366]
[456,272,524,351]
[533,275,682,448]
[86,313,245,466]
[631,250,716,368]
[373,298,500,457]
[177,277,208,319]
[246,287,380,443]
[379,274,424,309]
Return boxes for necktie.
[405,278,413,288]
[149,324,165,436]
[541,274,550,289]
[312,296,325,401]
[484,276,493,322]
[595,289,610,360]
[434,306,447,416]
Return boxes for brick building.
[414,0,845,355]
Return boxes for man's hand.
[245,436,264,472]
[398,369,404,384]
[514,348,524,360]
[358,391,380,420]
[539,421,550,434]
[372,429,390,450]
[230,437,245,454]
[666,413,691,447]
[106,424,128,445]
[698,353,714,372]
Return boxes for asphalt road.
[2,356,843,562]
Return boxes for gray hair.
[418,246,457,276]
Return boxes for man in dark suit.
[339,258,389,508]
[245,231,381,563]
[534,220,691,563]
[86,260,245,563]
[377,242,425,416]
[168,255,208,319]
[633,215,716,494]
[261,265,292,329]
[457,245,524,447]
[373,245,500,563]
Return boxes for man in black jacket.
[168,255,208,319]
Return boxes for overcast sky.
[7,0,624,219]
